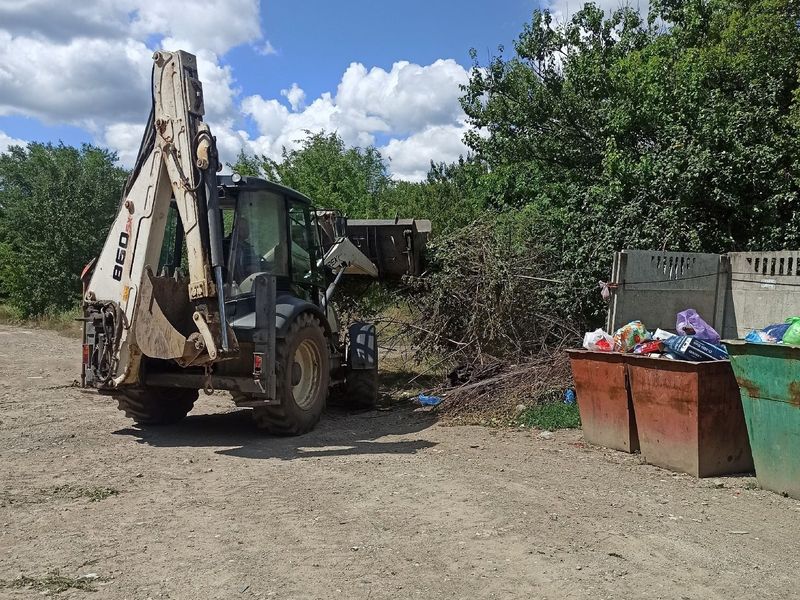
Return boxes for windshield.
[227,190,288,295]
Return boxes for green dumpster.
[725,341,800,499]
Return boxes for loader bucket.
[344,218,431,279]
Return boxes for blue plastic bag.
[418,394,443,407]
[745,330,769,344]
[763,323,791,341]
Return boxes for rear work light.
[253,352,264,377]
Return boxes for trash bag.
[745,323,791,344]
[417,394,443,407]
[676,309,720,344]
[613,321,650,352]
[782,317,800,345]
[763,323,791,341]
[745,330,771,344]
[583,329,613,352]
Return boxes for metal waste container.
[626,355,753,477]
[567,350,639,453]
[725,341,800,498]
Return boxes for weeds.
[1,485,119,507]
[517,403,581,430]
[0,304,81,337]
[1,571,100,594]
[51,484,119,502]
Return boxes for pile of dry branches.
[348,221,583,421]
[432,353,573,424]
[402,221,582,363]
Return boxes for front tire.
[114,386,197,425]
[252,313,329,435]
[345,368,378,409]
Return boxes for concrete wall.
[606,250,726,333]
[607,250,800,338]
[724,252,800,338]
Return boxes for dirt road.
[1,325,799,599]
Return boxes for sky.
[0,0,634,181]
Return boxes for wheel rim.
[293,338,322,410]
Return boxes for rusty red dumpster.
[567,350,639,453]
[626,356,753,477]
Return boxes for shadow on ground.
[113,403,438,460]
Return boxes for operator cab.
[217,175,324,301]
[158,175,325,306]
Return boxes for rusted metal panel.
[567,350,639,453]
[627,356,753,477]
[725,341,800,499]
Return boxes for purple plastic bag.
[676,309,721,344]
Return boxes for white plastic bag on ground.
[583,329,614,352]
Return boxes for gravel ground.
[1,324,800,600]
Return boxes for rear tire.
[252,313,329,435]
[345,368,378,409]
[114,387,197,425]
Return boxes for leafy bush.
[0,143,126,317]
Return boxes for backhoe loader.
[81,50,428,435]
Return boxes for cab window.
[227,190,288,295]
[288,200,322,289]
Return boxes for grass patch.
[0,304,81,337]
[517,402,581,430]
[51,484,119,502]
[1,571,100,594]
[377,352,443,406]
[0,485,119,508]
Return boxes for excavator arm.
[83,50,237,389]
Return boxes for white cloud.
[128,0,261,56]
[242,91,387,159]
[241,60,471,179]
[281,84,306,112]
[0,1,129,42]
[0,32,153,126]
[381,124,470,182]
[102,122,146,166]
[256,40,278,56]
[0,2,472,180]
[0,130,27,154]
[210,122,254,168]
[0,1,259,131]
[336,60,469,135]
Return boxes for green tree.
[230,131,481,231]
[459,0,800,324]
[228,149,263,177]
[232,131,393,218]
[0,143,127,316]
